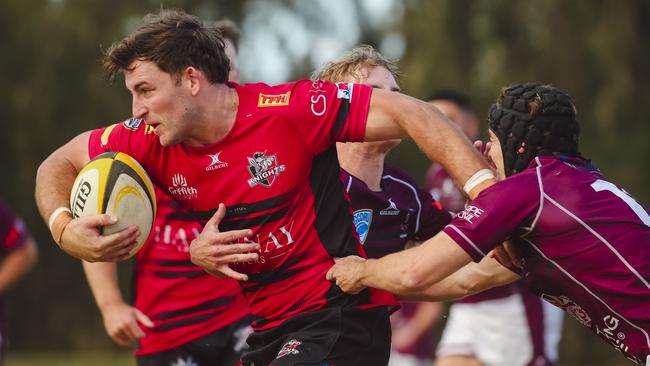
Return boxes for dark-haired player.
[328,83,650,365]
[82,19,252,366]
[35,9,492,366]
[0,200,38,365]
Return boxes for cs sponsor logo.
[309,80,327,116]
[257,92,291,107]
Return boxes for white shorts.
[436,293,533,366]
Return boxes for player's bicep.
[365,89,411,141]
[55,131,93,172]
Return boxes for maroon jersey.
[444,156,650,364]
[343,164,450,258]
[88,80,397,332]
[130,191,250,355]
[426,163,518,303]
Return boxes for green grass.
[6,352,136,366]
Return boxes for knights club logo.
[247,151,286,188]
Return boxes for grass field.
[6,352,136,366]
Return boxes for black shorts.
[242,307,391,366]
[137,315,254,366]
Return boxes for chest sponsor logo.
[247,151,286,188]
[277,339,302,358]
[123,117,143,131]
[542,294,591,327]
[336,82,353,101]
[168,173,198,199]
[309,80,327,116]
[257,91,291,107]
[353,209,373,244]
[380,198,400,216]
[456,205,484,224]
[205,151,228,171]
[594,315,636,358]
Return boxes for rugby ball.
[70,152,156,257]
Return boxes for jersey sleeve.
[442,173,541,262]
[0,202,30,253]
[87,118,160,166]
[286,80,372,154]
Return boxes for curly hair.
[312,45,400,83]
[488,83,583,176]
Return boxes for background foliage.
[1,1,647,365]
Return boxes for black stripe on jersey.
[155,312,221,332]
[154,270,207,278]
[240,253,307,293]
[156,259,195,267]
[219,206,289,231]
[310,145,360,258]
[165,211,201,221]
[155,297,237,320]
[190,188,298,222]
[330,99,350,142]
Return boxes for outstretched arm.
[365,90,494,199]
[0,237,38,293]
[400,254,521,302]
[35,131,139,261]
[83,261,153,346]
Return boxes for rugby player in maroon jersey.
[328,83,650,365]
[35,9,492,366]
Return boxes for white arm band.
[48,207,72,231]
[463,169,495,195]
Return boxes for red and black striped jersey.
[88,80,398,331]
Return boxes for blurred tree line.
[0,0,646,365]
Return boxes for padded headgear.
[488,83,581,176]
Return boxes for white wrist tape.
[463,169,495,195]
[48,207,72,231]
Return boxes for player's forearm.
[0,239,38,293]
[82,261,126,311]
[360,233,472,295]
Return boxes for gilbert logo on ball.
[70,151,156,257]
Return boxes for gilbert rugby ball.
[70,152,156,257]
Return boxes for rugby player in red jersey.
[328,83,650,365]
[315,45,449,366]
[82,20,253,366]
[35,9,492,366]
[0,200,38,365]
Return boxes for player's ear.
[184,66,201,96]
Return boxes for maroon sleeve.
[285,80,372,154]
[442,172,541,262]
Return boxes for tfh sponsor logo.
[457,205,484,224]
[257,91,291,107]
[205,151,228,171]
[168,173,198,199]
[247,151,286,188]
